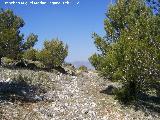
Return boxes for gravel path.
[32,72,160,120]
[0,68,160,120]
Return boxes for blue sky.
[1,0,113,62]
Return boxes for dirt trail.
[0,68,159,120]
[35,72,159,120]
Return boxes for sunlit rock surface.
[0,67,159,120]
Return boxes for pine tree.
[89,0,160,103]
[36,39,68,69]
[0,9,38,65]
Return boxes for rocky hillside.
[0,67,159,120]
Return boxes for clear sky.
[1,0,113,62]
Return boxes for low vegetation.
[36,39,68,69]
[23,48,38,61]
[78,65,88,72]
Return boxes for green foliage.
[36,39,68,69]
[0,9,24,60]
[1,57,14,66]
[0,9,38,64]
[78,65,88,72]
[115,82,137,104]
[23,48,37,61]
[22,33,38,50]
[89,0,160,102]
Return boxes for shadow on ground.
[0,80,45,103]
[100,85,160,116]
[2,64,67,74]
[134,92,160,114]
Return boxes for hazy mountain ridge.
[71,61,94,69]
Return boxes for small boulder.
[100,85,118,95]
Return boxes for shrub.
[1,57,14,66]
[23,48,37,61]
[62,63,76,75]
[89,0,160,103]
[36,39,68,69]
[78,65,88,72]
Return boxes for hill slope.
[0,67,159,120]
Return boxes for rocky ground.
[0,67,160,120]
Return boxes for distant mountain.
[71,61,94,70]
